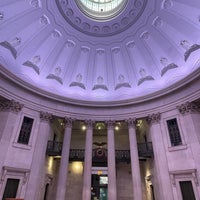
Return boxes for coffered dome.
[0,0,200,106]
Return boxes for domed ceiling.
[0,0,200,105]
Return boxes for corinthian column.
[126,118,142,200]
[106,120,117,200]
[55,117,73,200]
[82,120,94,200]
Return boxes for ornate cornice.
[147,113,161,124]
[0,99,23,113]
[177,102,200,114]
[40,111,53,122]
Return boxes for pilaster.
[0,100,23,179]
[25,111,52,200]
[177,102,200,180]
[147,113,173,200]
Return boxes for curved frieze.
[55,0,148,37]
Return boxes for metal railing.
[46,141,153,162]
[137,142,153,158]
[115,150,130,162]
[46,141,62,156]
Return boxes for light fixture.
[96,122,105,130]
[54,156,61,159]
[82,125,87,131]
[115,126,119,131]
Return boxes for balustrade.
[46,141,153,161]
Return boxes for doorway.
[91,174,108,200]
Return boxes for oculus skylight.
[76,0,127,20]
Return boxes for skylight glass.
[76,0,127,20]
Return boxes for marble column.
[55,117,73,200]
[127,118,142,200]
[148,113,173,200]
[107,120,117,200]
[82,120,94,200]
[25,111,52,200]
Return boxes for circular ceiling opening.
[75,0,128,21]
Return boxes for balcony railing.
[46,141,62,156]
[137,142,153,158]
[46,141,153,162]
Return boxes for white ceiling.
[0,0,200,104]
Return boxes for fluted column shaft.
[82,120,94,200]
[55,118,73,200]
[107,121,117,200]
[127,119,142,200]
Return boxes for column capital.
[177,102,200,114]
[40,111,53,122]
[85,119,95,130]
[106,120,115,130]
[0,99,23,113]
[126,118,136,128]
[64,117,74,128]
[147,113,161,124]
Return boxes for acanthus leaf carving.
[147,113,161,124]
[0,100,23,113]
[40,111,53,122]
[177,102,200,114]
